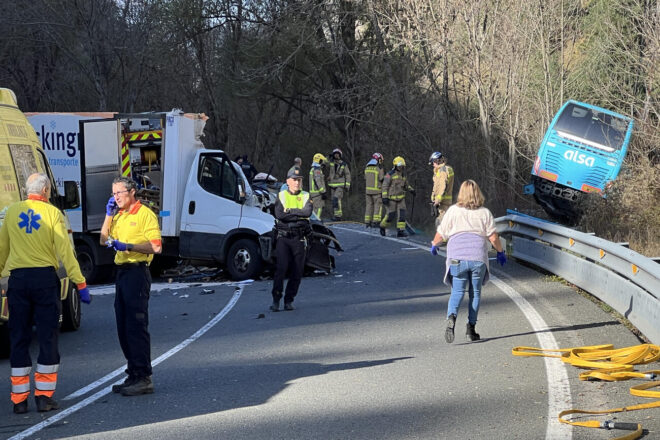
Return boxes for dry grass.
[579,155,660,257]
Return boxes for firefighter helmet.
[393,156,406,167]
[313,153,327,164]
[429,151,443,165]
[372,152,383,161]
[332,148,342,158]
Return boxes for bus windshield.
[554,103,628,152]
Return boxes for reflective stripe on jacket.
[309,167,326,196]
[328,161,351,188]
[364,165,384,195]
[432,165,454,204]
[382,169,413,201]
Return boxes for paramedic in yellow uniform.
[0,173,89,414]
[100,177,161,397]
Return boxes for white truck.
[27,110,340,283]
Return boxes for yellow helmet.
[393,156,406,167]
[313,153,328,164]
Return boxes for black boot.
[35,395,59,412]
[120,376,154,396]
[379,227,386,236]
[13,399,28,414]
[270,299,280,312]
[112,375,137,393]
[445,314,456,343]
[397,230,408,238]
[466,323,480,341]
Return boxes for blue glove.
[78,287,91,304]
[109,240,130,252]
[106,196,117,216]
[430,245,439,256]
[497,251,507,266]
[382,197,390,206]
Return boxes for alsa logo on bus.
[563,150,595,167]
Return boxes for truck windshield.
[554,103,628,152]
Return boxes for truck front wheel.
[226,239,263,281]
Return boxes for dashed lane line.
[331,224,573,440]
[8,281,249,440]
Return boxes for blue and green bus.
[524,100,634,222]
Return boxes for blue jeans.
[447,260,487,324]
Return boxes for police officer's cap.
[287,166,304,179]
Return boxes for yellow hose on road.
[513,344,660,440]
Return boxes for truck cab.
[0,88,83,357]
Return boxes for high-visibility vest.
[278,190,311,212]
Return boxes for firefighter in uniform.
[429,151,454,227]
[379,156,415,237]
[0,173,90,414]
[364,152,385,227]
[309,153,328,219]
[100,177,161,396]
[270,167,313,312]
[327,148,351,221]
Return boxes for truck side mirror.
[62,180,80,210]
[237,180,246,204]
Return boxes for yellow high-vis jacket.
[0,196,85,285]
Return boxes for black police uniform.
[271,184,313,310]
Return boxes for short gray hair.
[112,176,137,193]
[26,173,50,195]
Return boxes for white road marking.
[89,280,240,296]
[331,224,573,440]
[8,281,248,440]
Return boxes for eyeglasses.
[111,190,130,197]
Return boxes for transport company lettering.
[563,150,595,167]
[35,124,78,158]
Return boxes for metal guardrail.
[495,214,660,344]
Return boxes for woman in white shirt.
[430,180,506,343]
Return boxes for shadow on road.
[454,320,621,345]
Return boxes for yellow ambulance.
[0,88,82,357]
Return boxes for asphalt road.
[0,223,657,439]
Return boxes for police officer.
[429,151,454,227]
[270,166,313,312]
[327,148,351,221]
[0,173,90,414]
[100,177,162,396]
[309,153,328,219]
[288,157,302,177]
